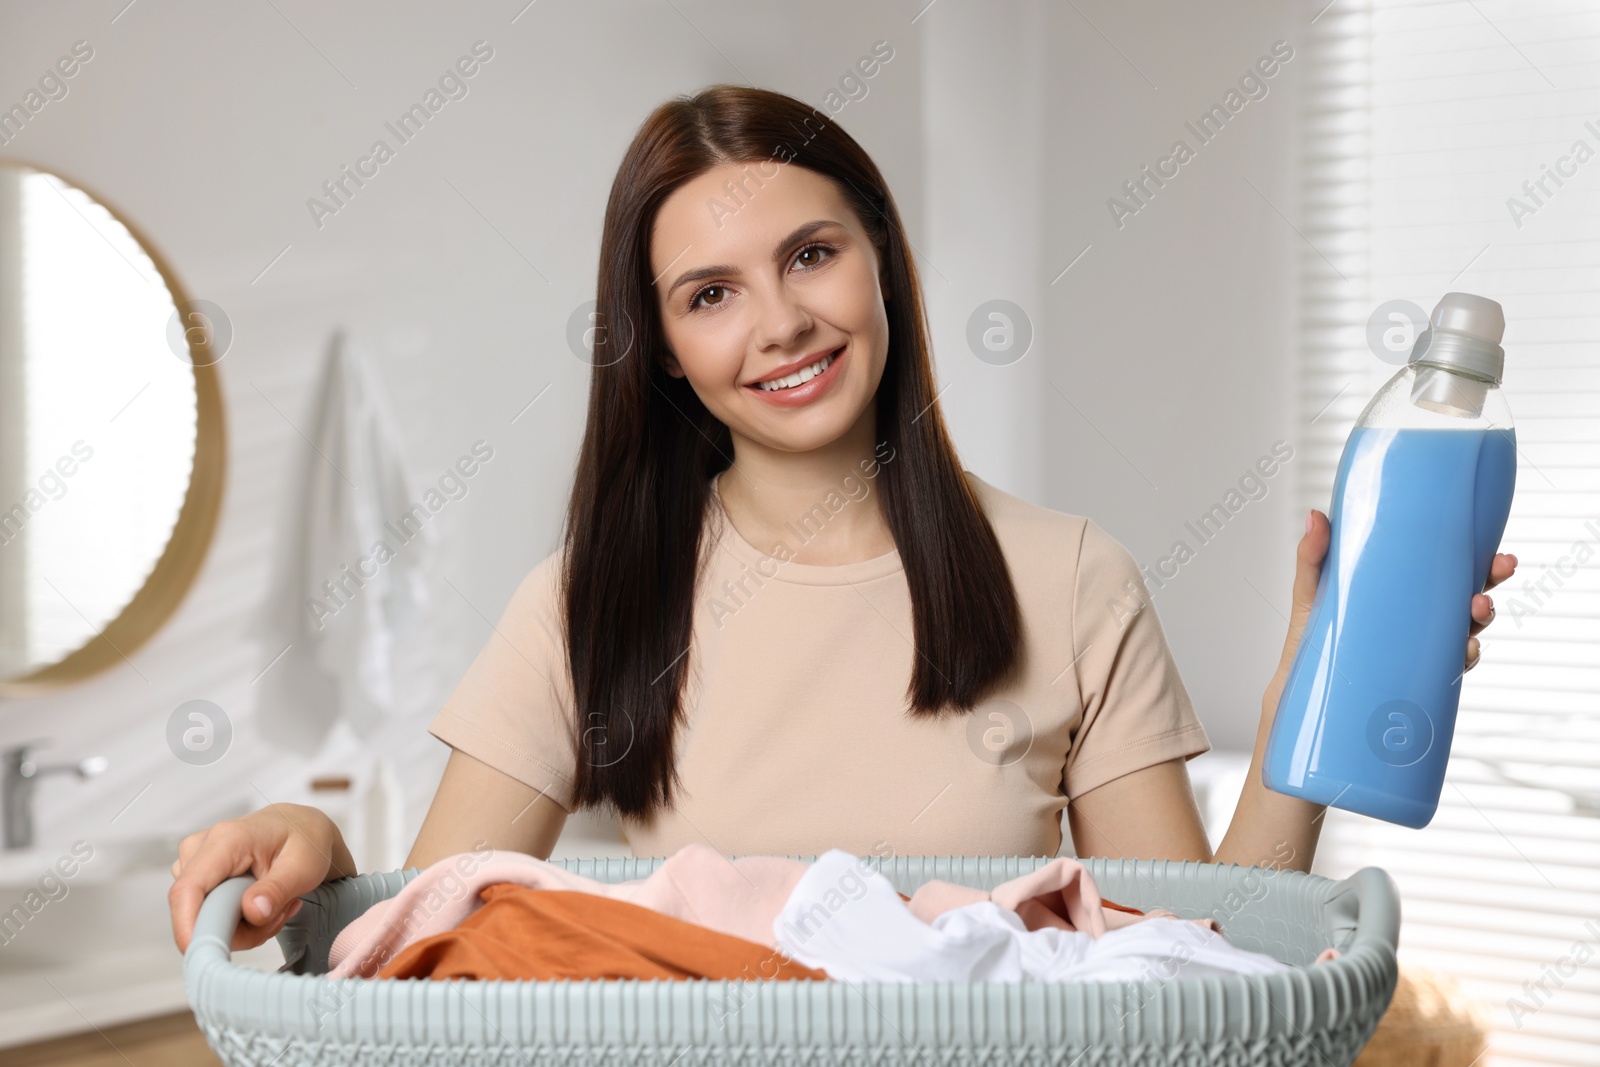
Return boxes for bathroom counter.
[0,822,636,1049]
[0,939,283,1049]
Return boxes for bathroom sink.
[0,834,183,970]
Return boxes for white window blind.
[1297,3,1600,1065]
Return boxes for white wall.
[0,0,1299,863]
[1032,1,1302,756]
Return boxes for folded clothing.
[378,886,827,982]
[328,843,1340,982]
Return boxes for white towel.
[255,329,432,755]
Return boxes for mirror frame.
[0,160,226,698]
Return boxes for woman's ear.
[662,350,685,378]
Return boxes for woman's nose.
[749,283,813,350]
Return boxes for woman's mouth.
[746,345,846,406]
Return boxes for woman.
[168,85,1514,953]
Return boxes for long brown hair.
[561,85,1021,820]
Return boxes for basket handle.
[184,874,252,972]
[1339,865,1401,954]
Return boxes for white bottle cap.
[1409,292,1505,383]
[1432,292,1504,345]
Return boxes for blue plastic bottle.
[1263,292,1517,829]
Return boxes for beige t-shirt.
[429,470,1210,859]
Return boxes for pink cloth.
[326,843,1337,979]
[905,859,1221,936]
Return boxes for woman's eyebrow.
[661,219,841,297]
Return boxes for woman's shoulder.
[499,542,567,626]
[965,469,1089,547]
[962,470,1139,584]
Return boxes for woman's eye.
[686,243,837,313]
[689,285,725,311]
[793,242,836,270]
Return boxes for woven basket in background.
[1355,963,1492,1067]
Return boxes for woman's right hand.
[168,803,356,954]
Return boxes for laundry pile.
[325,843,1340,983]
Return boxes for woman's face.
[650,162,890,456]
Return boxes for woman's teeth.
[757,350,837,391]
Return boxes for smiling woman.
[404,86,1215,863]
[532,87,1049,830]
[170,83,1511,962]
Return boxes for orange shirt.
[379,886,829,982]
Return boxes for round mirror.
[0,162,224,694]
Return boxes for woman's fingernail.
[1306,510,1315,534]
[248,896,272,920]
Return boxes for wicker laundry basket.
[184,854,1401,1066]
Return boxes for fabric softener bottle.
[1263,292,1517,829]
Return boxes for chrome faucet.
[3,742,108,850]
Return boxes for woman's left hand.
[1262,509,1519,714]
[1467,544,1518,671]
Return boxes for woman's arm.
[1064,746,1318,872]
[1198,510,1343,872]
[169,748,569,953]
[1070,510,1515,873]
[1207,698,1326,872]
[1213,519,1517,871]
[407,748,569,868]
[1062,514,1323,870]
[1065,713,1325,873]
[1066,757,1212,863]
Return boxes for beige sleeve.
[428,550,579,812]
[1061,518,1211,801]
